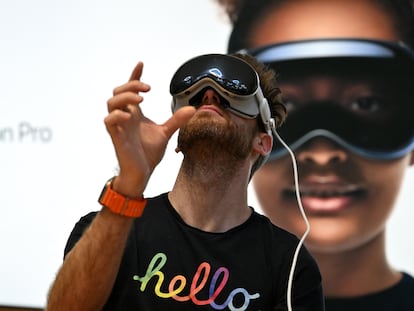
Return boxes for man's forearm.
[46,208,134,311]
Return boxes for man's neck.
[168,162,252,233]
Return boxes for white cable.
[272,128,310,311]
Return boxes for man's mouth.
[198,105,224,116]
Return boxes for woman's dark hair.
[215,0,414,52]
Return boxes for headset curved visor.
[248,39,414,160]
[170,54,272,133]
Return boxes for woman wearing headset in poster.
[215,0,414,310]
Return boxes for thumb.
[162,106,196,139]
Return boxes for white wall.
[0,0,412,308]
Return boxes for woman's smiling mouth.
[283,182,367,213]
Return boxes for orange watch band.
[98,177,147,218]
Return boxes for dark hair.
[231,52,287,129]
[214,0,414,52]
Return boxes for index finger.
[129,61,144,81]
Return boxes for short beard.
[177,113,256,180]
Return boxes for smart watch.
[98,177,147,218]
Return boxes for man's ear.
[253,132,273,156]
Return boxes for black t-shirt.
[65,192,324,310]
[325,272,414,311]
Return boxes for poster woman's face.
[249,0,414,253]
[252,68,413,253]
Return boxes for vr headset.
[170,53,275,134]
[247,39,414,160]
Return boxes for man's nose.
[201,88,221,105]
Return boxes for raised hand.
[104,61,195,197]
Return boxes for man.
[45,53,324,310]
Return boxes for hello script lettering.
[133,252,260,310]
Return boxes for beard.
[177,112,256,179]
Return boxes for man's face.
[247,0,414,253]
[178,88,258,177]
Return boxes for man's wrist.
[98,177,147,218]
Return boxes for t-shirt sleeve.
[63,212,98,259]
